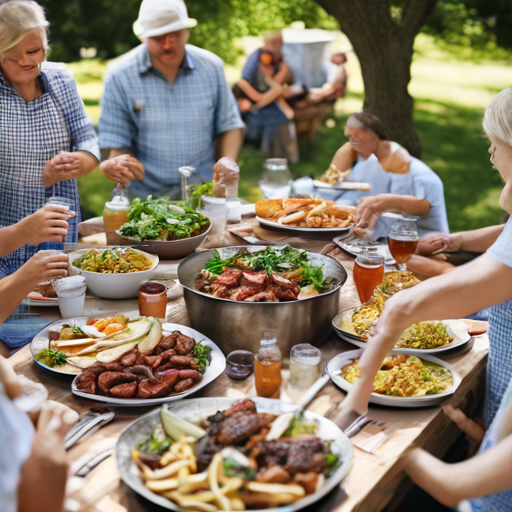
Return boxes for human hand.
[100,154,144,185]
[18,252,69,287]
[18,406,75,512]
[406,255,455,280]
[213,156,240,197]
[355,195,391,230]
[417,234,464,257]
[43,151,83,187]
[19,205,74,246]
[442,405,485,442]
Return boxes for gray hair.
[0,1,49,61]
[483,87,512,147]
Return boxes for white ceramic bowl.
[68,247,159,299]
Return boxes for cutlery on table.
[65,405,115,450]
[227,228,277,246]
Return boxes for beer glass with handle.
[388,218,419,271]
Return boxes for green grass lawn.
[74,34,512,231]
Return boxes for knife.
[74,448,115,477]
[65,406,115,450]
[227,228,277,246]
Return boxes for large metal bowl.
[177,246,348,354]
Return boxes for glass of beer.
[353,249,385,304]
[388,218,419,270]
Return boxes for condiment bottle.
[103,185,130,245]
[254,332,282,398]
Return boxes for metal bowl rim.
[178,245,347,305]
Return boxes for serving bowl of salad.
[69,247,159,299]
[117,196,211,259]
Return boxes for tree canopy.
[38,0,512,63]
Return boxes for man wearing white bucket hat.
[98,0,244,199]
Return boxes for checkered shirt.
[469,218,512,510]
[471,375,512,511]
[98,44,244,199]
[0,68,100,276]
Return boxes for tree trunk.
[314,0,437,157]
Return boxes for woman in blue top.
[335,87,512,511]
[330,112,449,238]
[0,1,100,277]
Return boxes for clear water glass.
[38,196,77,251]
[259,158,293,199]
[289,343,322,391]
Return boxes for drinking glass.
[388,218,419,271]
[225,350,254,380]
[138,281,168,319]
[353,249,385,304]
[289,344,322,392]
[38,196,77,251]
[259,158,293,199]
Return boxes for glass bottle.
[179,166,196,204]
[254,332,282,398]
[259,158,293,199]
[103,185,130,245]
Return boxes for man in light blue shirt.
[98,0,244,199]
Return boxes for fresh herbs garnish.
[72,325,84,335]
[223,458,257,480]
[203,246,333,292]
[120,196,210,241]
[35,348,67,367]
[193,343,212,373]
[137,428,171,456]
[187,182,215,209]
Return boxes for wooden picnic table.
[8,218,488,512]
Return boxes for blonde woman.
[336,88,512,511]
[0,0,99,276]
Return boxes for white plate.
[31,314,145,375]
[71,322,226,406]
[328,349,461,407]
[116,397,354,511]
[256,216,352,236]
[333,307,472,354]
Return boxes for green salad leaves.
[120,196,210,241]
[204,246,335,292]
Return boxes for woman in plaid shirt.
[0,1,100,277]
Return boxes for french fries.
[132,436,320,511]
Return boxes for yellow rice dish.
[341,354,453,397]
